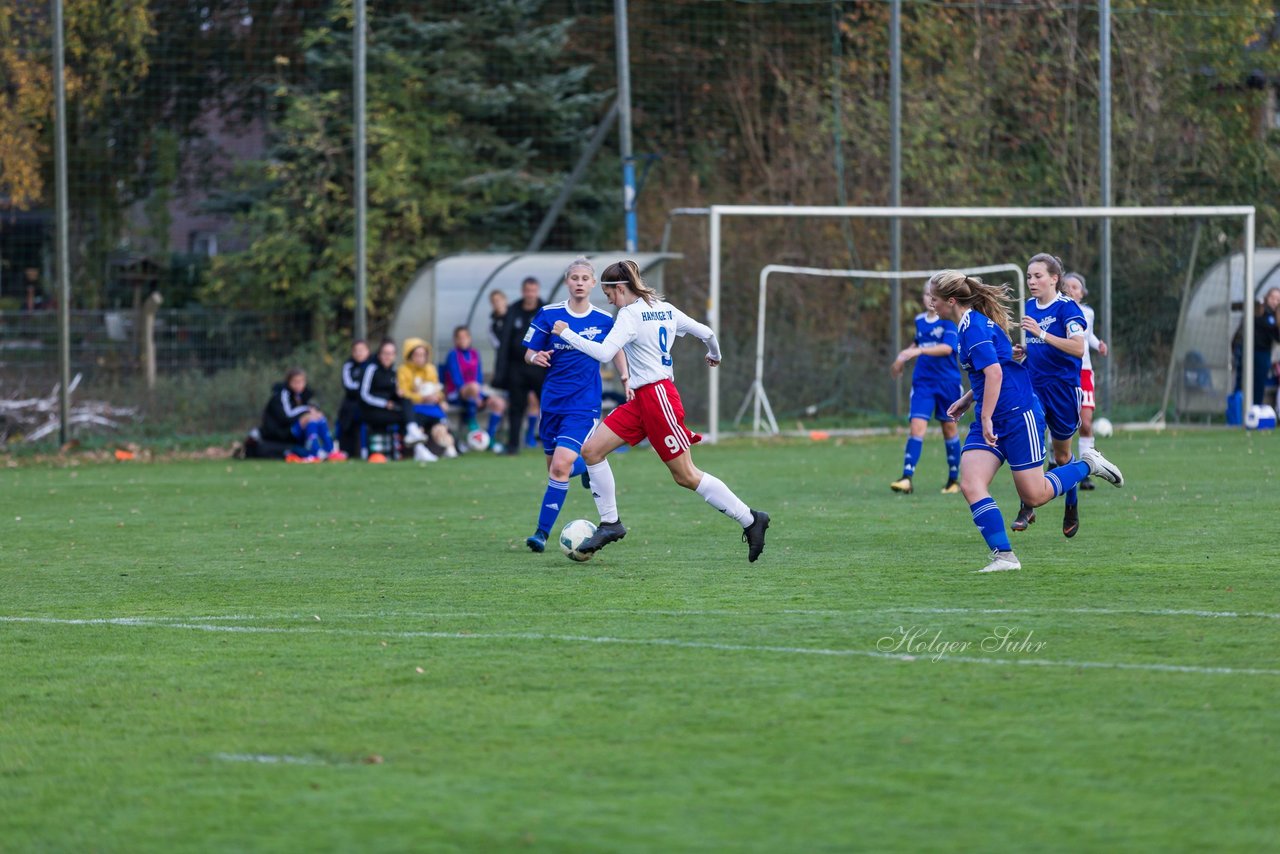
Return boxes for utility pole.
[615,0,637,251]
[52,0,71,444]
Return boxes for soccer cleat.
[1011,503,1036,532]
[327,450,349,462]
[1078,475,1096,491]
[526,529,548,553]
[1082,448,1124,487]
[890,477,913,494]
[1063,503,1080,539]
[413,444,438,463]
[940,479,961,494]
[742,509,770,563]
[977,549,1021,573]
[577,519,627,555]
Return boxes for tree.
[203,0,615,335]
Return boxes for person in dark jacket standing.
[493,277,546,453]
[260,368,344,461]
[337,339,369,457]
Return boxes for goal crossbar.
[737,263,1026,436]
[706,204,1258,441]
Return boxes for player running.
[550,259,770,563]
[931,270,1123,573]
[521,257,630,553]
[1061,272,1109,491]
[889,280,964,495]
[1011,253,1089,538]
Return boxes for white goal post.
[706,205,1257,442]
[737,263,1026,436]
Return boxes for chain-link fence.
[3,1,1278,444]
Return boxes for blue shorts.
[1034,381,1081,441]
[962,407,1046,472]
[539,412,598,456]
[909,383,962,423]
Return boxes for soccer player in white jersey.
[550,259,770,562]
[1062,272,1109,491]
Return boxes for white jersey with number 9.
[559,298,720,389]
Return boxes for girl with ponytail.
[931,270,1124,573]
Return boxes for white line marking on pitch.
[4,615,1277,677]
[108,606,1280,622]
[213,753,327,766]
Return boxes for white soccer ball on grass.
[559,519,597,562]
[1093,416,1114,438]
[467,429,491,452]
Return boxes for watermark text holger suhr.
[877,626,1047,662]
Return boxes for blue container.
[1226,391,1244,425]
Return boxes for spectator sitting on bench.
[443,325,506,452]
[260,367,345,462]
[396,336,458,461]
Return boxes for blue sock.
[945,437,961,480]
[526,414,539,446]
[1045,459,1090,500]
[970,497,1012,552]
[487,412,502,440]
[537,477,570,536]
[902,436,923,478]
[464,399,478,428]
[570,455,587,478]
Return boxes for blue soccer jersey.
[1023,294,1086,387]
[911,312,961,388]
[524,302,615,415]
[956,309,1036,420]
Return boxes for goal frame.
[706,205,1257,442]
[737,263,1026,436]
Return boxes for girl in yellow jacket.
[396,337,458,460]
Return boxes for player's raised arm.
[555,313,636,363]
[673,307,721,364]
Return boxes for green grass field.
[3,430,1278,852]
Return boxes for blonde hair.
[600,259,661,305]
[564,256,595,279]
[929,270,1014,332]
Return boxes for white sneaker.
[413,444,438,463]
[1081,448,1123,487]
[977,549,1021,573]
[443,444,458,459]
[490,441,505,454]
[403,422,427,446]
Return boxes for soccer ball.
[559,518,597,562]
[1093,416,1114,438]
[467,429,491,452]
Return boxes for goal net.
[656,205,1256,442]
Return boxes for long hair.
[600,259,661,305]
[1028,252,1066,293]
[929,270,1014,332]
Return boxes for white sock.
[587,460,619,523]
[695,473,753,527]
[1079,434,1095,456]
